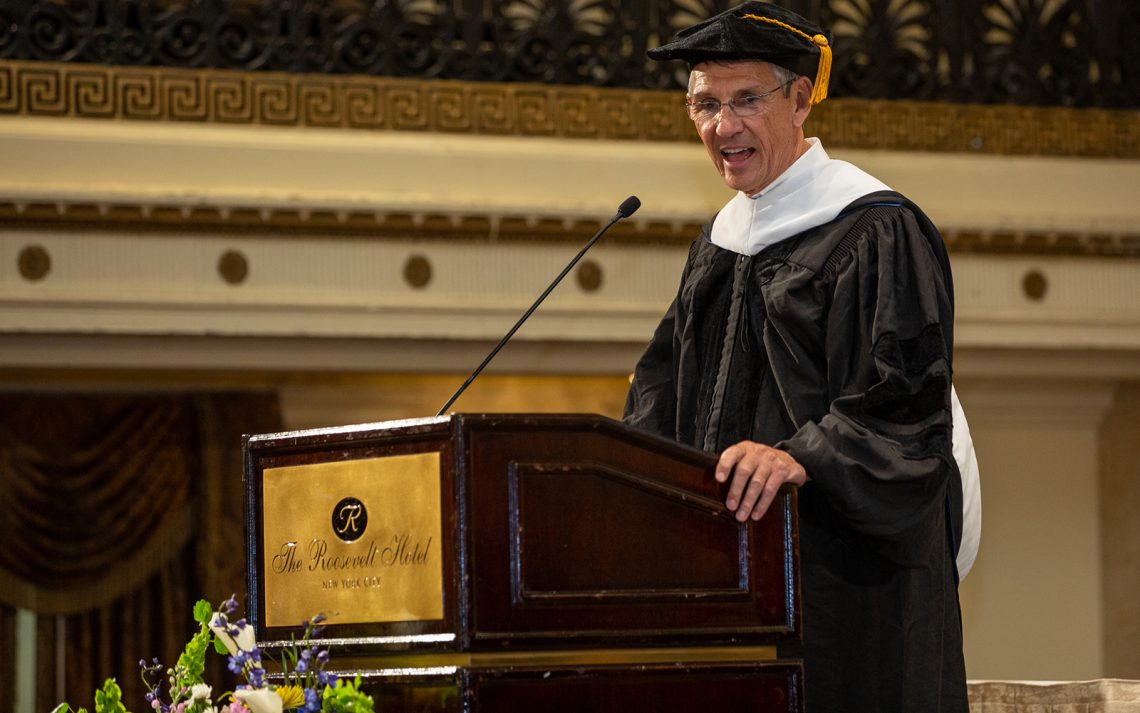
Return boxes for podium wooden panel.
[244,413,802,712]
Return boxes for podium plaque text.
[261,452,443,628]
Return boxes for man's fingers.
[735,471,770,521]
[749,476,785,521]
[725,448,764,508]
[717,441,808,521]
[715,443,746,483]
[748,459,808,520]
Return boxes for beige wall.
[277,373,632,431]
[1100,384,1140,678]
[956,380,1115,680]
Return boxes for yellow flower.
[275,686,305,711]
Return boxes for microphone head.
[617,195,641,218]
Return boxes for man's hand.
[716,441,808,522]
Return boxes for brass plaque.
[261,452,443,628]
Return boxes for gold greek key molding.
[0,60,689,141]
[807,100,1138,158]
[1,200,1137,258]
[1,60,1137,157]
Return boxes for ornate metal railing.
[0,0,1136,108]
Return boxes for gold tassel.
[810,34,831,105]
[740,14,833,105]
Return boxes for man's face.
[688,61,810,196]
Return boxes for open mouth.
[721,147,755,164]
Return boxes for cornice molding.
[2,200,1138,258]
[0,200,693,245]
[1,60,1136,158]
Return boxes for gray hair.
[686,62,804,98]
[769,64,800,96]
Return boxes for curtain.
[1,605,13,713]
[0,391,282,711]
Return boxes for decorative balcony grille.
[0,0,1136,108]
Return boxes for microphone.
[436,196,642,417]
[616,195,641,219]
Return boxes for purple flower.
[228,647,262,680]
[303,688,321,712]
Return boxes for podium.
[244,413,802,712]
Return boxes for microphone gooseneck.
[436,196,642,417]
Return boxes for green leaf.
[192,600,213,625]
[321,676,374,713]
[214,637,230,655]
[174,626,211,689]
[93,679,129,713]
[49,703,73,713]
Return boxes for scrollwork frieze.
[1,0,1135,109]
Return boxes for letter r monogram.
[330,496,368,543]
[335,503,362,534]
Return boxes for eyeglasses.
[685,79,793,122]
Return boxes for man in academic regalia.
[624,3,980,711]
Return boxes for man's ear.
[791,76,813,127]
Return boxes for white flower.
[233,688,282,713]
[190,684,212,702]
[210,614,257,655]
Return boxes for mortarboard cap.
[647,2,832,105]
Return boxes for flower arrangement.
[52,597,374,713]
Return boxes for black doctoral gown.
[624,191,968,712]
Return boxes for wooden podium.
[244,413,802,712]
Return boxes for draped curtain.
[0,392,282,712]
